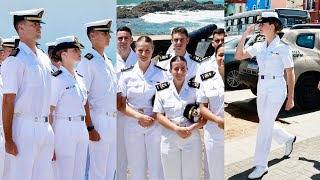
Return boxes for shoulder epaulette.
[9,48,20,57]
[202,56,211,62]
[121,65,134,72]
[200,71,216,81]
[190,55,204,63]
[156,82,170,91]
[158,54,171,62]
[189,76,196,82]
[154,64,167,71]
[188,81,200,89]
[84,53,94,60]
[52,70,62,77]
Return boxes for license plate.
[247,61,258,70]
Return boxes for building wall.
[271,0,287,8]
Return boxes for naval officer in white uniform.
[235,12,296,179]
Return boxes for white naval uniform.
[120,62,167,180]
[51,66,89,180]
[246,35,293,168]
[51,64,59,72]
[153,80,202,180]
[156,52,202,80]
[116,48,137,74]
[0,66,5,179]
[196,58,224,180]
[1,42,54,180]
[76,49,117,180]
[116,49,137,180]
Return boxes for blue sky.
[0,0,117,62]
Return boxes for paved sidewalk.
[225,136,320,180]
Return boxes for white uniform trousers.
[53,118,89,180]
[124,117,164,180]
[204,123,224,180]
[10,117,54,180]
[0,130,5,179]
[116,112,128,180]
[160,128,202,180]
[89,110,116,180]
[254,78,292,167]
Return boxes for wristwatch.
[87,126,95,132]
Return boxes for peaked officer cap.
[257,12,282,26]
[52,36,84,55]
[183,104,200,123]
[85,19,113,33]
[10,8,45,25]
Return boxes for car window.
[296,34,315,49]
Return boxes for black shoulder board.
[121,65,134,72]
[158,54,171,62]
[156,82,170,91]
[84,53,94,60]
[188,81,200,89]
[190,55,204,63]
[52,70,62,77]
[189,76,196,82]
[202,56,211,62]
[9,48,20,57]
[200,71,216,81]
[154,64,167,71]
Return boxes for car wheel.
[225,65,241,90]
[295,74,320,110]
[250,88,257,96]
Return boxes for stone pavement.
[225,136,320,180]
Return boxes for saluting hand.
[5,140,18,156]
[285,98,294,111]
[89,129,101,142]
[244,24,256,37]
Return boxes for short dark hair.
[170,55,187,70]
[135,36,154,49]
[117,26,132,36]
[13,20,25,33]
[212,28,225,37]
[171,27,188,37]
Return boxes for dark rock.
[117,1,224,19]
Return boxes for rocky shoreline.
[117,0,224,19]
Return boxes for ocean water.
[117,10,224,35]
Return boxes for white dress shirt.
[76,49,117,113]
[1,42,52,117]
[51,66,87,117]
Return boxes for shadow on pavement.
[299,157,320,180]
[227,156,289,180]
[225,97,320,123]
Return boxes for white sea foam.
[140,10,224,28]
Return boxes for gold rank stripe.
[93,28,110,31]
[24,17,42,21]
[3,44,15,47]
